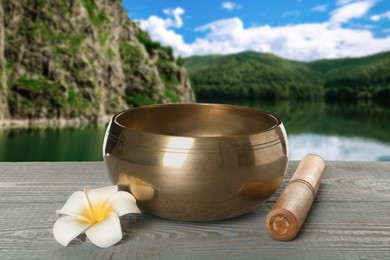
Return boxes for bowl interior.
[115,104,279,137]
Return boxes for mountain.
[185,51,323,99]
[0,0,194,127]
[309,52,390,99]
[185,50,390,100]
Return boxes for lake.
[0,99,389,161]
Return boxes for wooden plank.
[0,161,389,259]
[1,202,390,259]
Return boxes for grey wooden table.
[1,161,390,259]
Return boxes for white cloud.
[221,2,241,11]
[191,19,390,60]
[162,7,185,28]
[330,0,376,25]
[311,4,328,12]
[371,11,390,21]
[139,5,390,61]
[139,7,192,55]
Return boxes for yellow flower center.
[82,202,112,223]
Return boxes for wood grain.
[0,161,390,259]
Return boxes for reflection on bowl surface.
[103,103,289,221]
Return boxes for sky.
[123,0,390,61]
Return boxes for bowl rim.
[110,103,283,140]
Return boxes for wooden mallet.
[265,154,326,241]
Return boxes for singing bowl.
[103,103,289,221]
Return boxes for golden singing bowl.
[103,103,289,221]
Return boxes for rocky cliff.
[0,0,194,126]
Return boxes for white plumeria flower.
[53,185,140,248]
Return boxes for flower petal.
[106,191,141,216]
[57,191,90,217]
[53,216,92,246]
[85,185,118,207]
[85,212,122,248]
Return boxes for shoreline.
[0,115,113,129]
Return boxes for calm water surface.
[0,99,389,161]
[217,99,390,161]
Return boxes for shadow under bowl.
[103,103,289,221]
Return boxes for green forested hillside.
[185,51,323,99]
[310,52,390,100]
[185,51,390,100]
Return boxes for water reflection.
[200,98,390,161]
[0,99,389,161]
[290,134,390,161]
[0,127,106,161]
